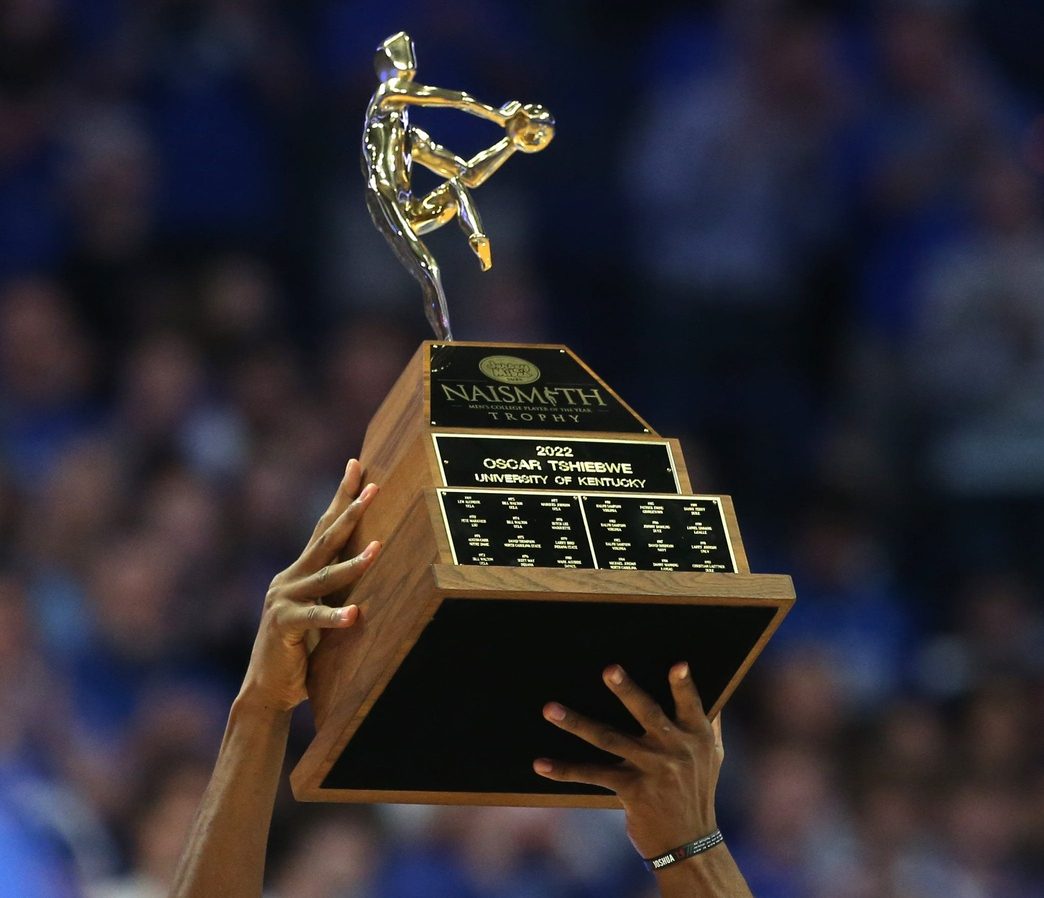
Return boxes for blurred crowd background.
[1,0,1043,896]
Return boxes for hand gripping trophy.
[362,31,554,340]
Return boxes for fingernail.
[673,662,690,681]
[533,758,553,774]
[606,665,624,685]
[344,458,357,477]
[544,702,566,721]
[362,541,380,560]
[358,483,378,503]
[338,605,357,622]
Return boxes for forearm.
[653,844,754,898]
[169,696,292,898]
[388,84,505,123]
[461,137,516,187]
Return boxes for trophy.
[291,32,795,807]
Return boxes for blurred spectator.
[62,107,155,283]
[134,0,300,246]
[770,500,914,710]
[944,780,1033,898]
[0,572,109,896]
[268,806,383,898]
[916,569,1044,700]
[623,1,853,494]
[88,757,211,898]
[628,2,851,305]
[0,0,69,281]
[731,745,844,898]
[0,278,99,487]
[322,316,422,455]
[854,0,1025,340]
[19,438,125,655]
[910,152,1044,497]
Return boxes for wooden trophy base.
[290,342,794,808]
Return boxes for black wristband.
[643,829,724,871]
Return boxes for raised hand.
[534,663,723,860]
[238,459,381,712]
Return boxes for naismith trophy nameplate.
[429,344,649,431]
[291,33,794,807]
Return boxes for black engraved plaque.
[582,496,736,573]
[438,490,595,568]
[428,344,648,432]
[438,490,737,573]
[433,434,679,493]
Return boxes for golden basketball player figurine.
[362,31,554,340]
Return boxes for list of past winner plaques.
[438,490,594,569]
[437,490,737,573]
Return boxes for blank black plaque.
[320,599,776,795]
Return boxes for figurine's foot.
[469,234,492,271]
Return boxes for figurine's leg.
[449,179,491,271]
[410,184,459,235]
[366,189,452,340]
[411,181,491,271]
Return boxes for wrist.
[643,829,724,872]
[629,814,717,861]
[232,687,297,721]
[236,660,308,714]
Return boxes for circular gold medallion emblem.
[478,355,541,385]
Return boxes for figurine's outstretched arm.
[410,128,518,189]
[460,137,518,188]
[381,81,510,126]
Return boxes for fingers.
[297,481,379,573]
[668,662,708,733]
[541,702,644,763]
[287,541,381,599]
[532,757,628,792]
[499,99,522,119]
[603,665,675,736]
[280,601,361,637]
[306,459,364,548]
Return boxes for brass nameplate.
[428,345,647,432]
[433,434,679,493]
